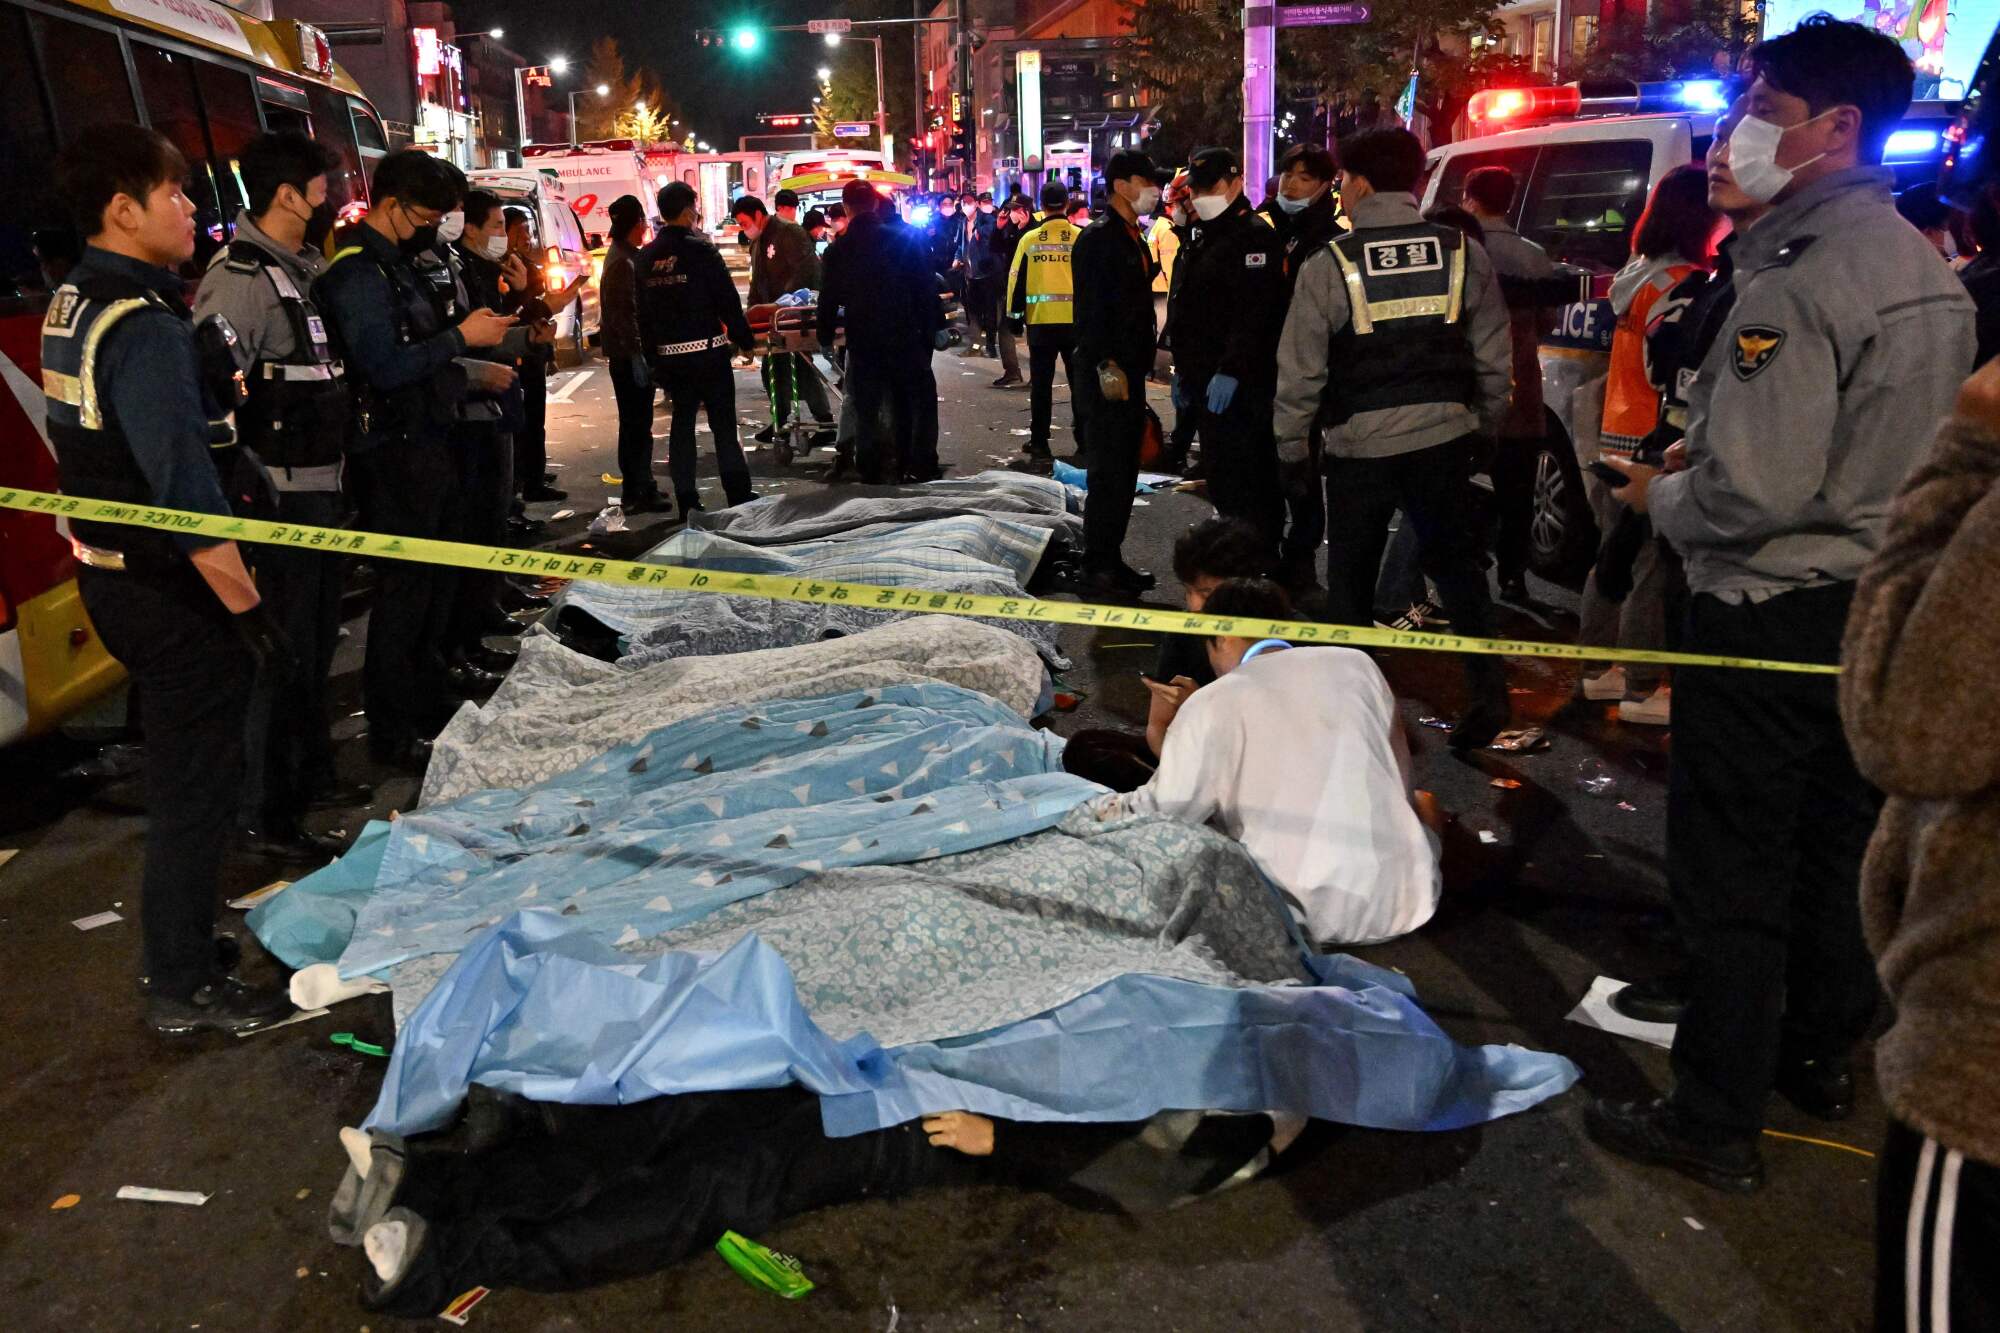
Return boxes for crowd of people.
[30,8,2000,1324]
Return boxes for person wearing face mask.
[1275,127,1513,749]
[193,131,369,863]
[1162,147,1286,546]
[960,191,1004,359]
[1071,149,1164,595]
[319,150,517,772]
[1586,17,1976,1195]
[925,194,963,305]
[989,195,1032,387]
[1259,144,1343,592]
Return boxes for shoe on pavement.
[753,425,778,444]
[623,491,674,515]
[1581,666,1627,701]
[500,584,550,612]
[992,373,1023,388]
[1618,685,1672,726]
[1080,561,1156,597]
[1499,576,1530,603]
[368,736,433,775]
[460,644,517,675]
[1609,974,1687,1025]
[1773,1055,1855,1121]
[1024,440,1053,460]
[147,974,292,1037]
[1391,601,1450,631]
[810,427,839,448]
[239,821,346,863]
[520,484,567,503]
[138,933,244,995]
[676,495,705,517]
[1447,700,1509,751]
[1584,1096,1764,1194]
[309,779,375,812]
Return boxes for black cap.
[1104,149,1157,185]
[606,194,644,232]
[1187,146,1241,190]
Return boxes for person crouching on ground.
[1090,577,1440,946]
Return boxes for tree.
[1568,0,1759,83]
[813,49,883,149]
[578,36,682,143]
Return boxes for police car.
[1417,78,1959,580]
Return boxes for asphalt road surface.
[0,347,1882,1331]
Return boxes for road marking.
[549,370,595,403]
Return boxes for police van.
[1417,78,1959,579]
[0,0,388,746]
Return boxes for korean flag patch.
[1732,325,1785,381]
[1245,252,1268,269]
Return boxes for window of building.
[1520,139,1652,272]
[1531,15,1556,72]
[31,13,136,135]
[1570,15,1599,60]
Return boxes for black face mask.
[304,201,336,248]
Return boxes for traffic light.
[728,24,761,54]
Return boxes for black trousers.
[239,486,345,825]
[1194,395,1283,546]
[847,345,939,480]
[1059,728,1158,792]
[968,274,1002,350]
[348,441,456,747]
[1077,366,1144,570]
[511,354,549,494]
[1321,436,1506,708]
[1878,1120,2000,1333]
[608,355,658,502]
[78,565,253,1000]
[449,423,513,654]
[1027,333,1082,452]
[657,351,752,508]
[1666,582,1881,1136]
[1491,433,1540,585]
[761,351,833,431]
[1280,429,1325,582]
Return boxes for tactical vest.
[221,240,350,470]
[320,242,457,446]
[41,271,213,569]
[1011,218,1078,327]
[1323,221,1476,425]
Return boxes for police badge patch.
[1245,252,1267,268]
[1732,325,1785,380]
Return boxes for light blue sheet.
[362,910,1579,1139]
[250,683,1099,978]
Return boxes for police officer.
[1587,18,1974,1192]
[637,181,755,514]
[45,126,295,1034]
[1072,149,1163,596]
[193,131,369,860]
[318,150,515,772]
[1163,147,1286,545]
[1262,143,1343,591]
[1274,127,1513,748]
[1004,181,1085,461]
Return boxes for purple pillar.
[1243,0,1276,193]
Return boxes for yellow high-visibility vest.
[1005,215,1079,327]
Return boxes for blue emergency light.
[1885,128,1943,160]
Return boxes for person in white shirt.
[1093,578,1440,945]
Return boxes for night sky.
[447,0,909,148]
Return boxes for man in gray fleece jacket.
[1274,127,1513,749]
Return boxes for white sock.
[364,1218,408,1282]
[340,1126,371,1180]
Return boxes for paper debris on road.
[0,848,16,872]
[227,880,290,911]
[1476,830,1500,845]
[548,509,575,521]
[51,1194,80,1210]
[231,1007,330,1038]
[1565,975,1677,1051]
[1684,1217,1705,1232]
[438,1287,491,1325]
[72,910,122,931]
[116,1186,209,1206]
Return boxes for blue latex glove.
[1205,373,1238,415]
[1171,375,1189,411]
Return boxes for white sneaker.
[1618,686,1672,726]
[1581,666,1627,701]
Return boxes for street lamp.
[567,83,609,145]
[823,31,841,46]
[549,55,569,74]
[816,65,832,80]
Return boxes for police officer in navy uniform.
[193,131,369,863]
[1274,127,1514,748]
[1262,143,1344,592]
[1162,146,1287,545]
[317,151,515,772]
[44,126,296,1035]
[637,181,756,514]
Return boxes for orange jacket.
[1600,257,1699,454]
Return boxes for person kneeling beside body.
[1092,578,1440,946]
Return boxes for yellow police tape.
[0,486,1841,676]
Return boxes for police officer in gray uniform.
[1274,126,1514,749]
[194,131,369,858]
[44,126,295,1035]
[1587,18,1976,1192]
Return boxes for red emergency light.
[1467,85,1583,126]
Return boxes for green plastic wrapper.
[715,1230,815,1300]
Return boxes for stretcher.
[746,301,842,467]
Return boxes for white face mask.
[476,232,509,262]
[437,210,466,244]
[1275,184,1323,215]
[1725,110,1835,204]
[1132,184,1161,215]
[1191,192,1230,222]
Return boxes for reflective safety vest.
[41,272,212,569]
[1323,221,1477,425]
[320,241,456,446]
[219,239,351,470]
[1005,216,1079,327]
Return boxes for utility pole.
[955,0,974,187]
[1243,0,1276,193]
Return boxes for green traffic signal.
[728,25,761,53]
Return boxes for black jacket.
[637,225,753,361]
[1163,195,1284,394]
[818,212,943,359]
[1264,192,1343,304]
[1071,210,1157,378]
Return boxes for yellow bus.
[0,0,387,745]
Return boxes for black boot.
[1584,1097,1764,1194]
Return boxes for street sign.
[522,64,553,88]
[833,122,871,138]
[807,17,851,33]
[1276,3,1370,25]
